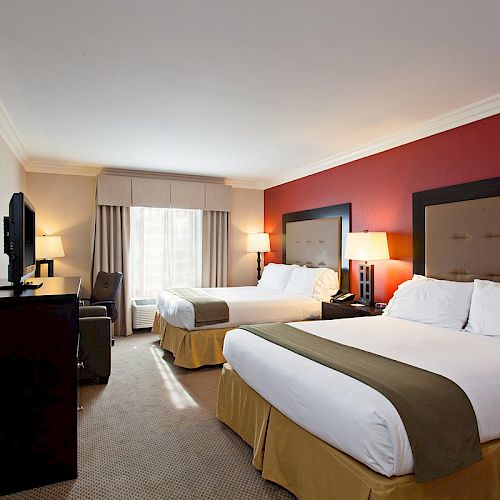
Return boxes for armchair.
[80,271,123,322]
[79,305,112,384]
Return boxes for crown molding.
[26,160,103,177]
[26,161,230,184]
[225,177,268,190]
[265,93,500,189]
[5,93,500,189]
[0,101,28,167]
[100,167,226,184]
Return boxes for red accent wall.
[264,114,500,303]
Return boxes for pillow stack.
[384,274,499,337]
[257,263,339,302]
[383,275,473,330]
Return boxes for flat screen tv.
[2,192,37,287]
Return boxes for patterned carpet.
[4,332,294,499]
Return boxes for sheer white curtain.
[130,207,202,299]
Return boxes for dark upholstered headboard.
[413,177,500,282]
[282,203,351,291]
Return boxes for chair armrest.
[79,305,108,318]
[79,316,112,336]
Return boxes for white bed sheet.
[157,286,321,330]
[223,316,500,477]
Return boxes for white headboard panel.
[285,217,341,270]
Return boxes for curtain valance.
[97,174,232,212]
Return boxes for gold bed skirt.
[217,363,500,500]
[152,313,232,369]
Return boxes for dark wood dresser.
[0,277,81,495]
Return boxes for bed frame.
[217,177,500,499]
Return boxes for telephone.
[331,291,355,303]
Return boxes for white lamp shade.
[36,235,65,259]
[344,232,389,261]
[247,233,270,253]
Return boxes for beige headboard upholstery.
[285,217,341,270]
[283,203,351,291]
[425,196,500,282]
[413,177,500,282]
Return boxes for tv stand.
[0,276,81,495]
[0,280,43,290]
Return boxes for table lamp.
[247,233,270,280]
[344,231,389,306]
[35,235,65,277]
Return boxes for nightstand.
[321,301,384,320]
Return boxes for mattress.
[223,316,500,477]
[157,286,321,330]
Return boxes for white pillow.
[285,266,328,297]
[312,269,339,302]
[465,279,500,338]
[382,277,473,330]
[383,274,428,314]
[257,263,296,291]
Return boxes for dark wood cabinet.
[0,277,81,495]
[321,301,383,320]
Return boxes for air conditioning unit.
[132,298,158,329]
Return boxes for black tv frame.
[2,192,40,290]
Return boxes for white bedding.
[223,316,500,477]
[157,286,322,330]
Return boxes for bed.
[152,203,351,368]
[216,177,500,499]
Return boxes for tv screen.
[3,192,36,285]
[23,203,35,270]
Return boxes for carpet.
[4,332,294,499]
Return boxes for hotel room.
[0,1,499,498]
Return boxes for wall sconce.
[344,231,389,306]
[247,233,270,280]
[35,235,65,277]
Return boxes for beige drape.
[202,211,228,287]
[92,205,132,336]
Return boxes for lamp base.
[356,297,371,306]
[256,251,262,281]
[36,259,54,277]
[358,263,374,306]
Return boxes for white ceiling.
[0,0,499,188]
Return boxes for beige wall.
[24,174,262,293]
[228,188,264,286]
[26,172,96,296]
[0,136,25,281]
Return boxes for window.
[130,207,202,299]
